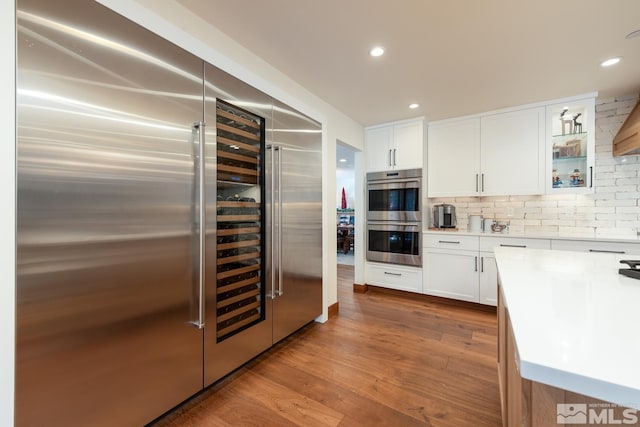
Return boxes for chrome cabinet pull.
[481,256,484,273]
[267,145,277,300]
[277,146,283,297]
[589,249,625,254]
[500,244,526,248]
[191,121,206,329]
[438,240,460,244]
[384,271,402,276]
[481,173,485,192]
[474,256,478,272]
[475,174,479,192]
[393,148,397,166]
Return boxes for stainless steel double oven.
[366,168,422,267]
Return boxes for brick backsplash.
[428,94,640,238]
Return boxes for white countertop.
[424,228,640,244]
[495,247,640,409]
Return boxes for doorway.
[336,141,356,267]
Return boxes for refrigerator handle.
[267,145,277,300]
[277,146,283,297]
[191,121,205,329]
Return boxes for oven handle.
[367,178,421,188]
[367,221,421,227]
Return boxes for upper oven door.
[367,178,421,222]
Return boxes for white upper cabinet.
[365,118,424,172]
[427,106,545,197]
[427,118,480,197]
[480,107,545,196]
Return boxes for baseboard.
[365,285,497,313]
[328,302,339,318]
[353,283,368,293]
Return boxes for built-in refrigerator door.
[270,101,323,343]
[16,1,205,425]
[203,63,273,386]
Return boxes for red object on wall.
[341,187,347,209]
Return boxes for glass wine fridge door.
[366,222,422,267]
[204,87,272,386]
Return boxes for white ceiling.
[175,0,640,126]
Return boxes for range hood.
[613,99,640,156]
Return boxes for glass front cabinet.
[546,97,595,193]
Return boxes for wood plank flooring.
[152,265,502,426]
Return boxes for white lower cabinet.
[424,248,480,303]
[365,262,423,293]
[424,234,551,306]
[479,252,498,305]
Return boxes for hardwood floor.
[152,265,501,426]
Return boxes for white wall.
[336,168,356,209]
[429,95,640,236]
[1,0,15,425]
[97,0,365,317]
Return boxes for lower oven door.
[366,222,422,267]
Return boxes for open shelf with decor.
[546,96,595,193]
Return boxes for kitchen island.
[495,247,640,426]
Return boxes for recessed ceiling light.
[601,57,621,67]
[409,103,419,109]
[370,46,384,57]
[626,29,640,39]
[339,158,347,163]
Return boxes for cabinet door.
[479,253,497,306]
[365,126,393,172]
[393,120,423,170]
[546,98,595,194]
[427,118,480,197]
[423,249,479,302]
[480,107,545,196]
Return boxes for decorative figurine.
[573,113,582,133]
[552,169,563,188]
[570,169,582,186]
[559,107,572,134]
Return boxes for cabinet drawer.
[424,234,479,251]
[480,236,551,252]
[366,262,423,293]
[551,239,640,255]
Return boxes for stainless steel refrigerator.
[16,0,322,425]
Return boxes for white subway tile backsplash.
[558,226,595,237]
[595,227,637,238]
[616,178,640,186]
[541,219,576,227]
[613,170,639,178]
[596,165,616,174]
[614,94,640,102]
[524,200,558,208]
[525,225,558,235]
[596,213,637,221]
[596,185,637,193]
[616,192,640,200]
[594,179,616,187]
[575,220,616,228]
[616,206,640,214]
[595,199,638,207]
